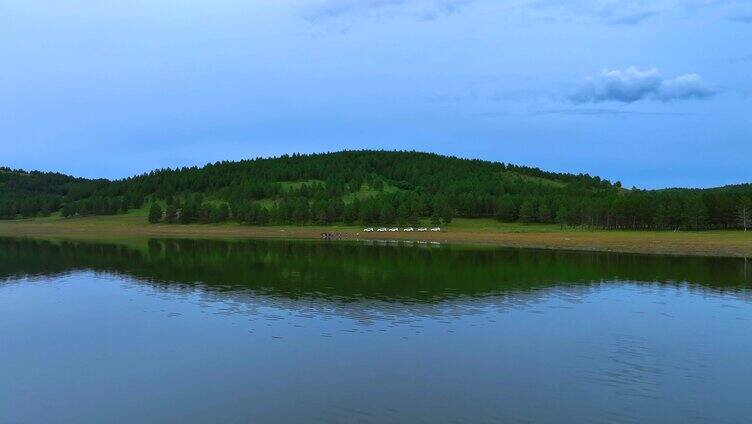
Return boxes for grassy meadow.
[0,207,751,258]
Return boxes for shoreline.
[1,215,751,258]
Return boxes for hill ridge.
[1,150,750,231]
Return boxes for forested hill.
[1,151,751,230]
[0,167,110,216]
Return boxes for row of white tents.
[363,227,441,232]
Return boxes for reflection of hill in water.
[1,237,750,303]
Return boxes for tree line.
[2,151,752,231]
[147,191,455,227]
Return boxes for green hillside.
[1,151,751,230]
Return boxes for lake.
[1,237,751,423]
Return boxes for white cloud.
[570,67,715,103]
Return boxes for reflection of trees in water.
[89,272,750,325]
[102,270,605,324]
[0,238,750,306]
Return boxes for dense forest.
[2,151,751,230]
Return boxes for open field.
[0,210,751,257]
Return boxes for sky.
[1,0,750,188]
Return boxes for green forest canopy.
[2,150,751,230]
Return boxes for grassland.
[1,208,751,258]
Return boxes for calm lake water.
[1,237,751,423]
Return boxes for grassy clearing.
[341,182,406,202]
[501,171,567,188]
[241,181,407,207]
[1,210,751,257]
[447,218,561,232]
[252,199,277,208]
[276,179,326,191]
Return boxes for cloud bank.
[570,67,715,103]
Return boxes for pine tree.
[739,197,752,232]
[257,207,270,225]
[537,201,552,223]
[440,202,453,225]
[519,200,536,223]
[180,200,196,224]
[148,203,163,224]
[165,204,178,223]
[380,203,396,225]
[495,196,517,222]
[343,202,358,225]
[120,199,129,214]
[40,202,51,217]
[555,204,568,229]
[653,203,670,230]
[312,200,328,224]
[217,203,230,222]
[61,204,74,218]
[683,197,708,230]
[396,204,409,227]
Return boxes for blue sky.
[1,0,750,188]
